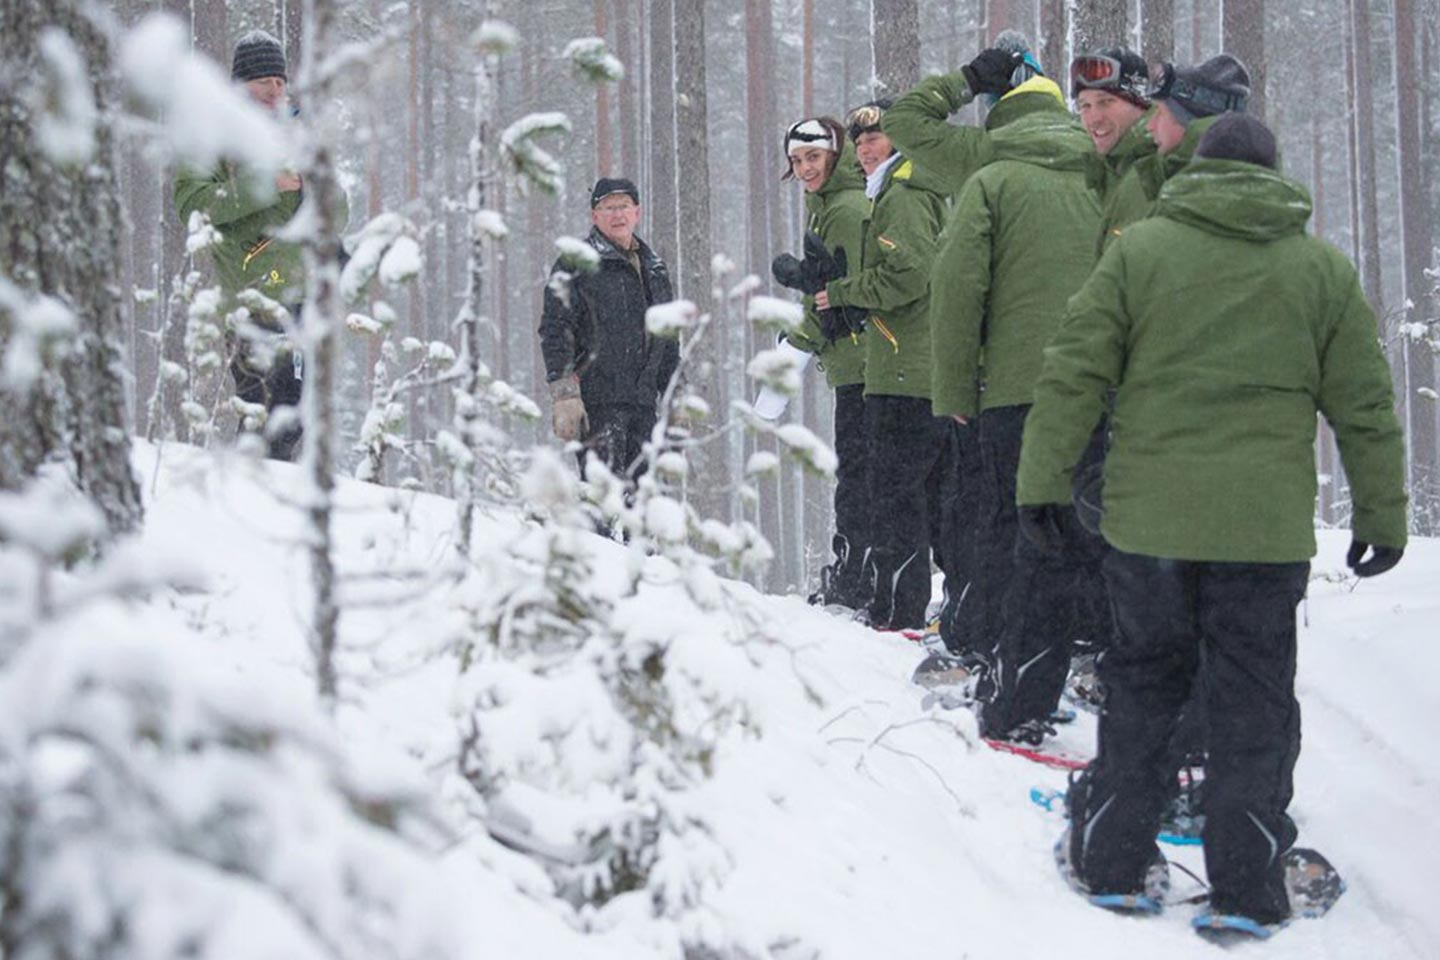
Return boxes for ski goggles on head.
[1071,54,1150,102]
[845,103,885,141]
[1147,62,1248,115]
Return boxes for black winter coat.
[539,228,678,408]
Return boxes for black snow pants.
[976,405,1109,736]
[937,420,983,657]
[579,403,656,484]
[822,383,873,608]
[862,394,953,630]
[232,344,304,462]
[1068,549,1308,924]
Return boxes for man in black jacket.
[540,178,678,482]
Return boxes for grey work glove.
[550,375,587,443]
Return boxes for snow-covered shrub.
[0,482,468,960]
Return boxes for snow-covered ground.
[58,442,1440,958]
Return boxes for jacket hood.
[985,76,1068,131]
[816,141,865,197]
[1157,159,1313,241]
[986,110,1094,173]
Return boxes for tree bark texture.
[1392,0,1437,521]
[1349,0,1385,312]
[648,0,678,267]
[871,0,920,98]
[1072,0,1127,53]
[1221,0,1266,120]
[0,0,144,539]
[1141,0,1174,63]
[1040,0,1066,84]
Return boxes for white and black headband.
[785,120,838,157]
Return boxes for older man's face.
[244,76,287,112]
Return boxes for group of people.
[536,34,1410,934]
[190,26,1409,936]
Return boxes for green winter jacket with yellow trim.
[1016,159,1407,562]
[824,155,948,400]
[928,81,1102,419]
[175,162,350,323]
[882,70,989,196]
[784,143,869,388]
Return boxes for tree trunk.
[802,0,814,114]
[1349,0,1385,312]
[297,0,345,704]
[278,0,303,81]
[1072,0,1127,53]
[616,0,638,177]
[648,0,678,266]
[871,0,920,98]
[594,0,613,176]
[1344,1,1363,268]
[1392,0,1437,527]
[1141,0,1174,63]
[1221,0,1265,120]
[1039,0,1066,84]
[0,0,143,540]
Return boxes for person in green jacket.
[1097,53,1250,254]
[881,31,1043,657]
[926,75,1104,743]
[812,101,952,630]
[174,30,348,461]
[1019,116,1406,929]
[762,117,872,608]
[1068,48,1156,261]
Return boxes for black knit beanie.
[232,30,287,83]
[1194,114,1278,169]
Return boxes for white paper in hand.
[752,385,790,420]
[752,341,812,420]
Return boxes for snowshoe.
[1063,652,1105,714]
[1054,828,1168,916]
[1192,912,1287,943]
[1284,847,1345,919]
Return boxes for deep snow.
[113,441,1440,958]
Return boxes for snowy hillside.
[18,440,1437,959]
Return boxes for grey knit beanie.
[1195,114,1278,169]
[232,30,287,83]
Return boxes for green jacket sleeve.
[882,72,988,196]
[1316,269,1408,548]
[1015,244,1131,505]
[927,178,992,418]
[174,165,279,228]
[825,186,935,318]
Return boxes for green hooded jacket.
[175,162,350,322]
[882,71,989,196]
[928,84,1102,419]
[1087,108,1158,258]
[784,143,870,388]
[824,154,948,400]
[1095,113,1222,254]
[1016,160,1407,562]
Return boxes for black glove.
[802,232,846,290]
[1346,539,1403,578]
[772,253,806,292]
[962,48,1024,96]
[1018,504,1069,555]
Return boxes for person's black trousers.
[232,350,303,462]
[824,383,872,607]
[938,419,983,657]
[862,394,951,630]
[1069,549,1308,923]
[976,405,1109,735]
[579,403,656,483]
